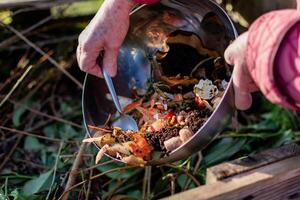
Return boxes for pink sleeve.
[132,0,160,4]
[246,9,300,110]
[274,22,300,109]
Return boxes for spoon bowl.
[112,114,139,131]
[102,69,138,132]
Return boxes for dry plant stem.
[0,21,83,89]
[46,142,64,200]
[0,134,22,172]
[0,125,75,143]
[147,166,152,199]
[60,154,93,159]
[164,163,201,187]
[7,35,78,51]
[85,170,93,200]
[58,166,135,200]
[105,169,143,199]
[0,65,33,108]
[13,157,47,169]
[0,15,52,49]
[142,166,152,200]
[87,125,112,133]
[0,51,29,93]
[183,152,203,190]
[167,174,175,195]
[0,113,37,171]
[82,159,115,172]
[7,99,82,128]
[62,137,88,200]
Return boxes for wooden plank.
[0,0,80,9]
[163,155,300,200]
[207,143,300,183]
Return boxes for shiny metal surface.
[102,69,138,131]
[82,0,238,165]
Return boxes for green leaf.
[43,125,57,138]
[22,170,53,197]
[0,188,8,200]
[96,157,134,179]
[203,138,247,166]
[24,136,44,151]
[12,106,27,127]
[9,189,26,200]
[59,102,73,114]
[126,190,142,199]
[58,124,77,139]
[269,129,293,148]
[177,174,188,189]
[152,177,168,194]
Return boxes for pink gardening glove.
[77,0,136,77]
[224,32,259,110]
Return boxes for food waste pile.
[84,52,232,166]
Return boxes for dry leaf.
[95,144,109,164]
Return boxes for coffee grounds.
[145,127,180,152]
[145,110,208,154]
[185,112,207,133]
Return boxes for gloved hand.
[77,0,135,77]
[224,32,259,110]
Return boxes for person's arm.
[246,10,300,110]
[225,8,300,110]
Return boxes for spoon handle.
[102,69,123,114]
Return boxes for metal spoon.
[102,69,139,131]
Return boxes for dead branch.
[61,137,87,200]
[0,15,52,49]
[6,35,78,51]
[7,98,82,128]
[0,21,83,89]
[0,65,33,108]
[163,163,201,187]
[58,166,135,200]
[0,134,23,171]
[0,125,77,143]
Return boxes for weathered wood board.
[163,143,300,200]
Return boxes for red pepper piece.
[164,111,175,120]
[195,96,205,109]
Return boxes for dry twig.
[0,16,52,49]
[58,166,135,200]
[0,21,83,89]
[0,65,33,108]
[0,126,76,143]
[163,163,201,187]
[0,135,23,171]
[61,136,88,200]
[7,99,82,128]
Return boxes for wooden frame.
[164,143,300,200]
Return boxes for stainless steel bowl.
[82,0,237,165]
